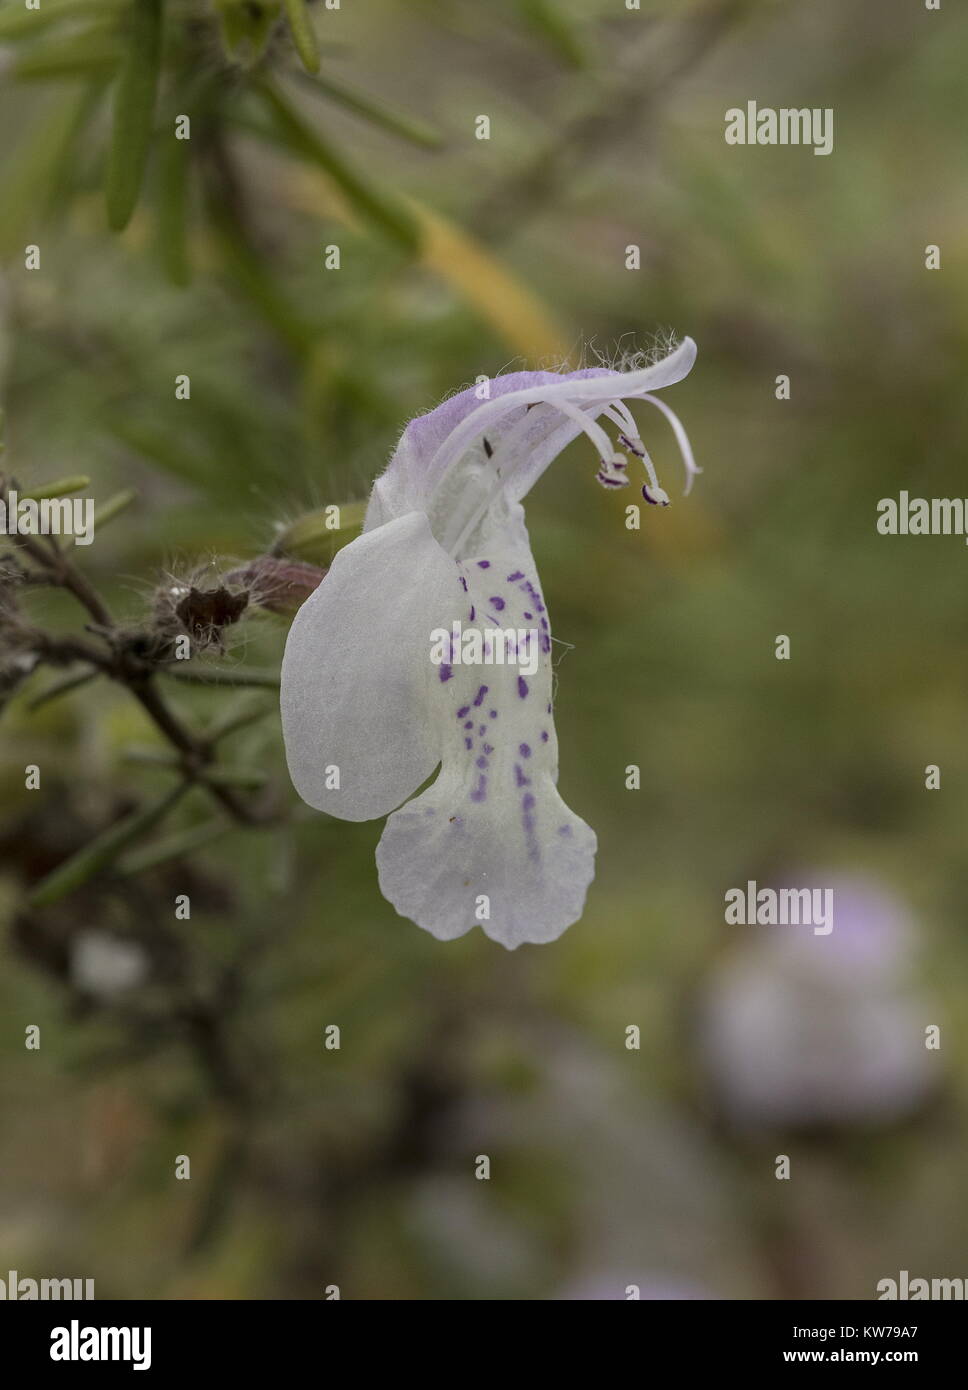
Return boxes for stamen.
[642,483,670,507]
[603,399,639,439]
[446,397,627,554]
[552,399,623,469]
[639,393,700,496]
[435,380,695,557]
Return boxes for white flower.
[699,875,937,1128]
[71,931,148,998]
[281,338,698,947]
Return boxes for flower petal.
[374,534,596,947]
[280,511,464,821]
[365,339,697,526]
[365,367,610,530]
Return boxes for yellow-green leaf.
[282,0,319,74]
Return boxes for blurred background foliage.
[1,0,968,1299]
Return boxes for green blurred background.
[1,0,967,1299]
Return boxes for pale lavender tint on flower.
[699,873,936,1129]
[280,340,699,947]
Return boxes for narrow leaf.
[28,669,99,711]
[92,487,138,528]
[283,0,320,74]
[0,86,99,259]
[300,69,444,149]
[105,0,164,232]
[22,474,91,500]
[13,32,119,80]
[27,782,189,907]
[155,126,191,285]
[273,499,365,563]
[257,84,419,251]
[0,0,124,41]
[118,818,231,875]
[205,700,274,743]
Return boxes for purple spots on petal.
[477,560,490,569]
[476,756,489,770]
[507,571,524,582]
[524,581,546,613]
[464,720,473,730]
[540,730,549,742]
[469,606,475,621]
[539,616,548,629]
[490,596,505,611]
[546,703,552,714]
[540,633,551,654]
[483,743,494,755]
[518,676,529,699]
[457,706,470,719]
[519,743,531,758]
[473,685,488,707]
[558,824,573,837]
[470,775,488,803]
[521,792,538,860]
[464,737,473,750]
[515,764,531,788]
[439,664,453,682]
[478,725,486,736]
[459,574,468,591]
[489,709,497,719]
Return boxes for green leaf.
[202,193,315,355]
[298,68,445,149]
[91,487,138,528]
[213,0,280,65]
[0,0,124,41]
[12,30,120,80]
[117,817,231,875]
[274,499,366,564]
[27,781,189,907]
[155,128,191,285]
[205,699,275,743]
[105,0,164,232]
[518,0,589,69]
[282,0,319,74]
[28,669,99,712]
[0,86,100,260]
[256,84,419,252]
[22,474,91,500]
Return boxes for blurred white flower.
[699,874,937,1129]
[70,931,148,1000]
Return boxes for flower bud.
[224,557,326,615]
